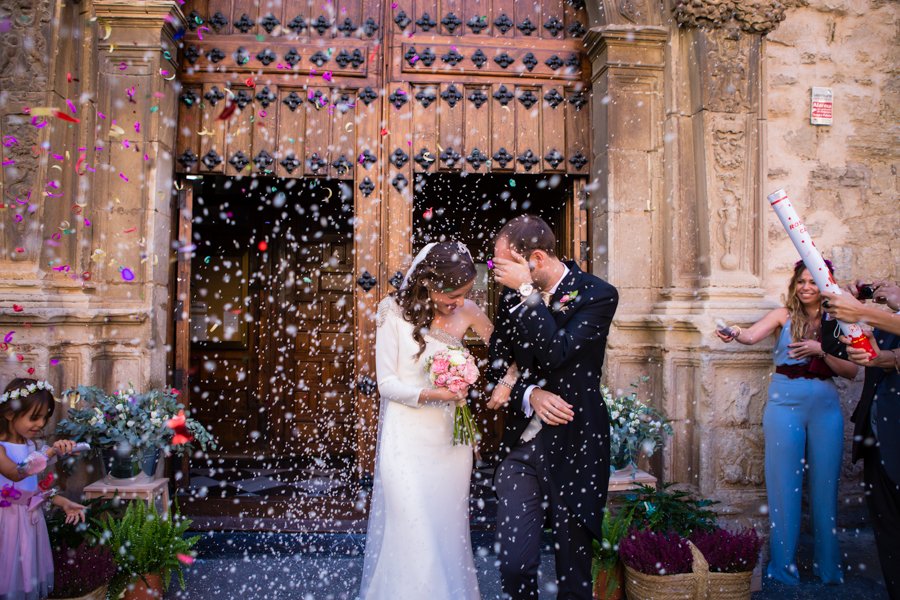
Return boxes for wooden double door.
[174,0,592,473]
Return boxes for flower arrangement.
[425,347,480,446]
[689,528,762,573]
[603,378,673,470]
[56,386,215,457]
[619,529,694,576]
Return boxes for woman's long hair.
[784,260,832,343]
[393,242,477,356]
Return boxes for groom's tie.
[540,290,552,306]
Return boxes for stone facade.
[0,0,896,526]
[585,0,897,524]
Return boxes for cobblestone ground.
[170,528,887,599]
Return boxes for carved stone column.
[585,1,788,520]
[86,1,184,388]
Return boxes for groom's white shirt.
[509,265,569,443]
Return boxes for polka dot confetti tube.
[767,188,877,359]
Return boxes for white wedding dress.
[359,296,480,600]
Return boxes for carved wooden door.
[263,233,357,457]
[175,0,590,471]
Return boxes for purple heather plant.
[618,529,693,576]
[690,528,762,573]
[48,541,116,598]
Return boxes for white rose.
[448,352,466,367]
[116,403,124,412]
[126,420,135,427]
[151,411,158,419]
[611,411,619,420]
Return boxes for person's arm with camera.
[822,280,900,336]
[831,281,900,369]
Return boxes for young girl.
[0,378,86,600]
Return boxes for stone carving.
[717,429,765,487]
[673,0,786,34]
[710,117,746,270]
[702,28,751,113]
[0,0,51,92]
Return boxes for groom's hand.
[529,389,574,426]
[492,251,533,290]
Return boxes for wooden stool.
[608,467,657,493]
[83,475,170,515]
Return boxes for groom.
[487,215,619,600]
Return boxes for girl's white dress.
[359,296,480,600]
[0,440,54,600]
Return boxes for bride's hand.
[486,382,511,410]
[423,387,469,404]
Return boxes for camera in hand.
[857,283,876,300]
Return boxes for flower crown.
[0,380,55,406]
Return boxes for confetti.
[509,179,516,187]
[12,305,23,312]
[323,71,333,82]
[258,241,268,252]
[2,136,17,147]
[50,359,60,366]
[120,267,135,281]
[4,332,14,344]
[167,410,194,445]
[177,554,195,565]
[245,77,256,88]
[423,207,433,220]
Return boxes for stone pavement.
[170,528,888,599]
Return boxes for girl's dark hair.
[392,242,477,356]
[0,378,55,438]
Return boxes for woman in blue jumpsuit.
[718,261,858,585]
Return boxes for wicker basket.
[623,541,709,600]
[706,571,752,600]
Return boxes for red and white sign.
[810,87,833,126]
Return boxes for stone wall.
[764,0,899,518]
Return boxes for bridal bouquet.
[425,347,480,447]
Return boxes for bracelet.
[498,379,514,390]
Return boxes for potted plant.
[57,386,215,480]
[603,378,674,475]
[591,505,635,600]
[47,498,119,600]
[620,483,719,537]
[92,500,199,600]
[690,528,762,599]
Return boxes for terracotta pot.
[124,574,163,600]
[593,561,624,600]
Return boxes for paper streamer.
[767,188,877,359]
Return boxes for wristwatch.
[517,282,534,299]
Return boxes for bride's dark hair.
[393,242,477,357]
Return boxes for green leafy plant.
[57,385,215,456]
[592,504,636,597]
[603,377,674,470]
[92,500,199,599]
[620,483,719,537]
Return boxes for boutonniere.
[554,290,579,313]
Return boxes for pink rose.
[463,362,479,384]
[448,379,467,394]
[560,294,570,304]
[431,358,450,375]
[435,373,448,386]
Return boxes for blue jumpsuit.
[764,319,844,585]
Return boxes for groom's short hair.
[496,215,556,257]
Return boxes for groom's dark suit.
[488,261,618,600]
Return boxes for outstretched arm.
[717,307,788,346]
[514,287,618,371]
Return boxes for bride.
[359,241,496,600]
